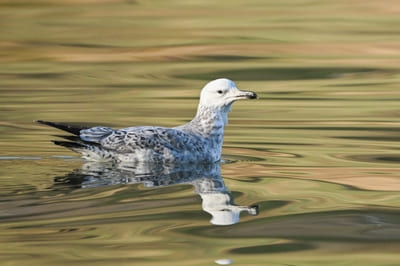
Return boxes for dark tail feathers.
[52,140,86,149]
[36,120,88,135]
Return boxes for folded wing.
[100,126,205,154]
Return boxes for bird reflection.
[53,162,258,226]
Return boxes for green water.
[1,0,400,265]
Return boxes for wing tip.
[35,119,47,125]
[35,120,86,135]
[52,140,85,149]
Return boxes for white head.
[199,78,257,111]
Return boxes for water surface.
[1,0,400,265]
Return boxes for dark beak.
[236,90,258,100]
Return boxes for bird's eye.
[217,90,223,94]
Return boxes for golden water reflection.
[1,0,400,264]
[53,161,258,226]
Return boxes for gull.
[37,78,258,163]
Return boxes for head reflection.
[54,162,258,226]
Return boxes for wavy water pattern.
[1,0,400,265]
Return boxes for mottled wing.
[80,126,115,143]
[100,126,205,154]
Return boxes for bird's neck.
[189,105,229,137]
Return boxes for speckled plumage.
[37,78,257,163]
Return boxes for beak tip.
[249,92,258,99]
